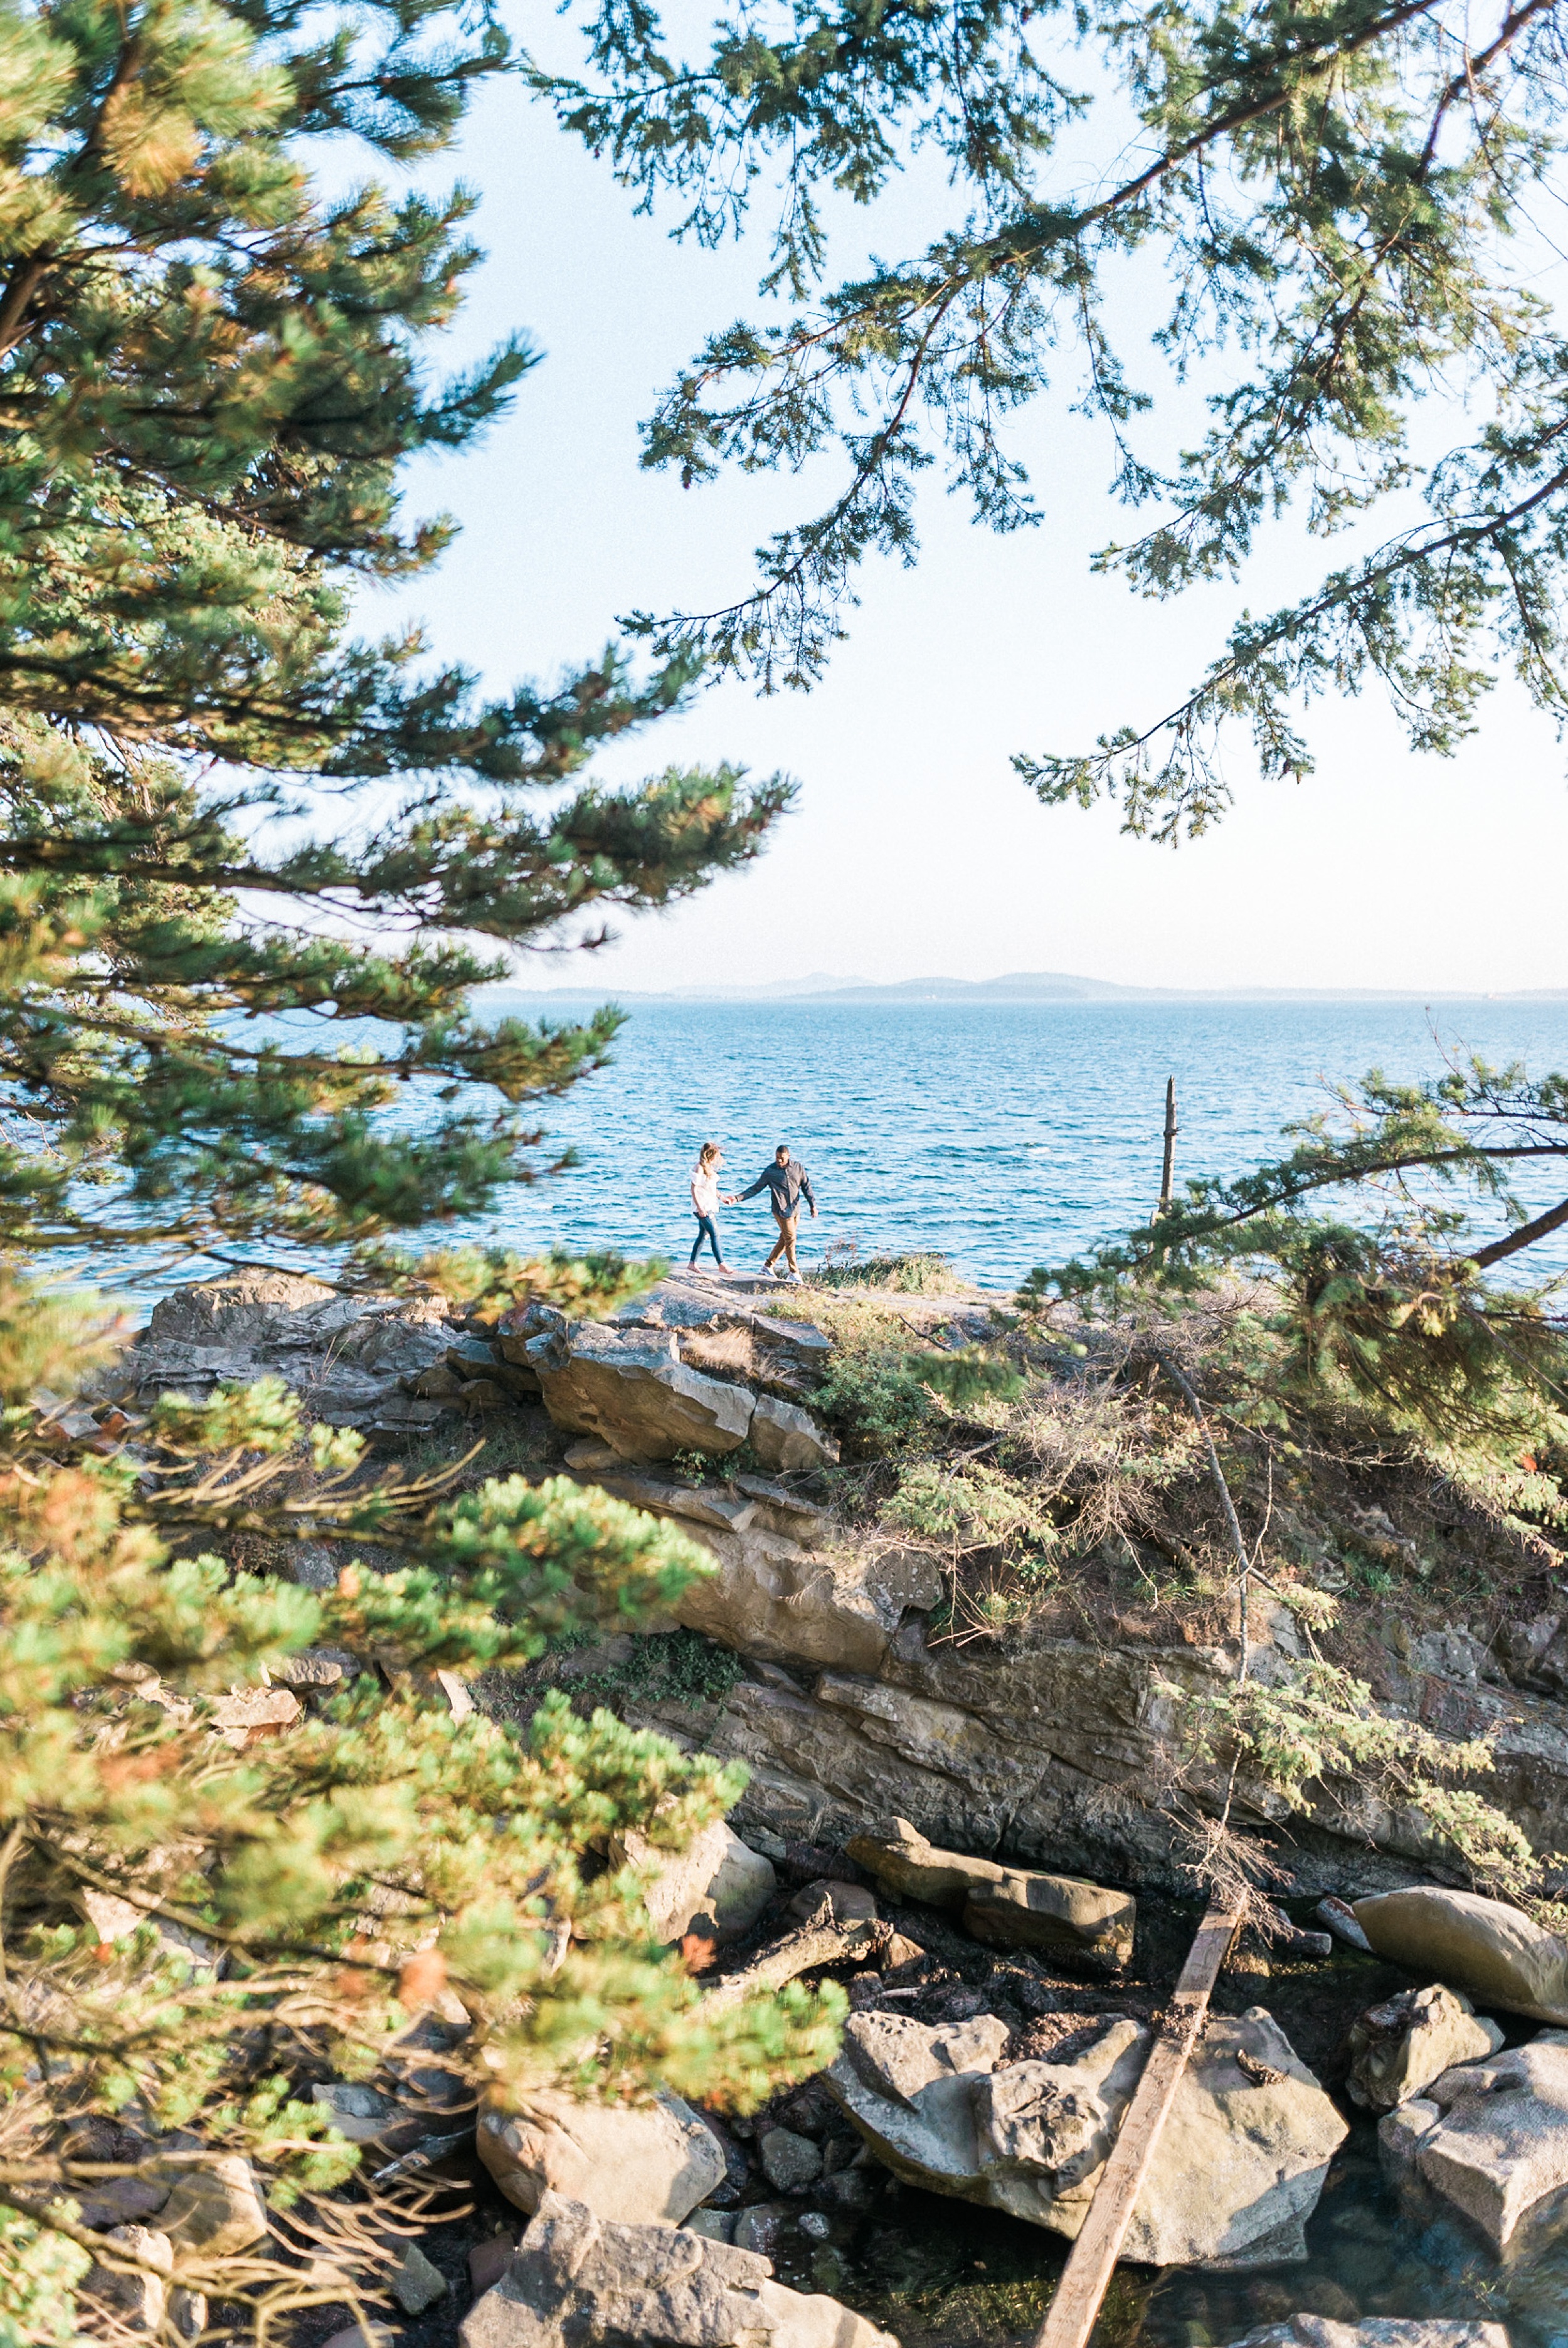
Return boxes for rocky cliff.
[93,1261,1568,1905]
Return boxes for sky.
[361,21,1568,1000]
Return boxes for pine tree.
[0,0,791,1263]
[0,4,823,2330]
[534,0,1568,830]
[1025,1054,1568,1501]
[0,1294,839,2339]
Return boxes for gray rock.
[674,1548,943,1680]
[537,1325,755,1461]
[311,2082,406,2144]
[1379,2028,1568,2257]
[597,1472,760,1535]
[607,1821,776,1946]
[827,2002,1346,2268]
[788,1879,878,1928]
[74,2173,172,2230]
[156,2154,268,2255]
[475,2088,724,2224]
[168,2287,207,2339]
[963,1870,1135,1972]
[460,2193,898,2348]
[391,2240,448,2314]
[732,2202,792,2256]
[1231,2320,1509,2348]
[291,1543,339,1589]
[750,1392,840,1471]
[1347,1985,1505,2111]
[684,2209,736,2244]
[847,1818,1006,1904]
[750,1314,834,1366]
[760,2128,823,2192]
[1354,1888,1568,2024]
[146,1272,339,1347]
[277,1644,359,1686]
[1317,1896,1373,1952]
[83,2228,172,2332]
[847,1817,1133,1970]
[839,2011,1012,2107]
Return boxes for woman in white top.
[689,1141,729,1271]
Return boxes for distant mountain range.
[482,970,1568,1006]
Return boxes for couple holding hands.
[689,1141,817,1283]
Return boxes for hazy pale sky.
[367,31,1568,997]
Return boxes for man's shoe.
[787,1272,803,1285]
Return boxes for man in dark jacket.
[731,1144,817,1281]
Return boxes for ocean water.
[456,997,1568,1289]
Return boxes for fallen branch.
[701,1900,881,2011]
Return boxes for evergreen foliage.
[0,1281,839,2335]
[0,0,790,1266]
[0,5,819,2330]
[1026,1053,1568,1497]
[535,0,1568,822]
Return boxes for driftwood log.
[701,1898,882,2011]
[1032,1899,1242,2348]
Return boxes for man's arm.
[735,1171,770,1202]
[799,1169,817,1215]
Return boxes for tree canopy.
[534,0,1568,833]
[0,0,789,1272]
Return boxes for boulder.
[963,1872,1134,1972]
[750,1393,840,1472]
[686,2209,737,2244]
[827,2002,1345,2267]
[846,1818,1133,1970]
[157,2153,268,2255]
[674,1548,942,1681]
[459,2191,898,2348]
[1347,1985,1505,2111]
[610,1821,777,1946]
[144,1272,340,1347]
[121,1276,472,1437]
[1379,2028,1568,2258]
[788,1880,878,1928]
[1353,1888,1568,2024]
[847,1818,1005,1905]
[760,2128,822,2192]
[537,1326,755,1460]
[1231,2321,1509,2348]
[83,2228,172,2332]
[475,2088,724,2224]
[310,2082,413,2147]
[390,2241,448,2315]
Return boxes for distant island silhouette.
[482,970,1567,1006]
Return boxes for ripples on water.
[465,998,1568,1288]
[765,2123,1568,2348]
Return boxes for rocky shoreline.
[65,1262,1568,2348]
[92,1262,1568,1900]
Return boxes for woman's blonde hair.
[698,1141,723,1167]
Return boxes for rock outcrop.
[1354,1890,1568,2025]
[529,1306,840,1469]
[825,2002,1347,2267]
[1380,2030,1568,2258]
[475,2089,724,2224]
[1346,1986,1505,2112]
[103,1273,527,1443]
[847,1819,1133,1972]
[100,1270,1568,1903]
[460,2191,898,2348]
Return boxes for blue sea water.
[452,996,1568,1289]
